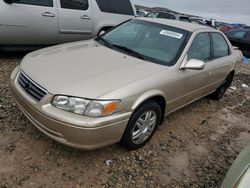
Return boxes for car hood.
[20,40,166,99]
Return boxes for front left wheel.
[121,101,162,150]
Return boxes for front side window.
[98,20,189,66]
[187,33,211,61]
[60,0,88,10]
[211,33,229,58]
[96,0,134,15]
[13,0,53,6]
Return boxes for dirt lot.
[0,52,249,188]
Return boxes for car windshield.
[98,19,189,66]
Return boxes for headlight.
[52,96,120,117]
[52,96,90,115]
[84,100,120,117]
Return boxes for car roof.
[136,17,213,32]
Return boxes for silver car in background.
[146,11,191,22]
[0,0,136,50]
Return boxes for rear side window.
[96,0,134,15]
[12,0,53,7]
[211,33,229,58]
[187,33,211,61]
[60,0,88,10]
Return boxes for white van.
[0,0,136,50]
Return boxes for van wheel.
[210,73,234,100]
[121,101,161,150]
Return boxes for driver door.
[166,32,212,113]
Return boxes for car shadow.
[0,51,28,59]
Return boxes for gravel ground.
[0,52,249,188]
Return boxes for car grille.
[18,71,47,101]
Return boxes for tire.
[121,101,162,150]
[210,73,234,100]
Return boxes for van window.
[96,0,134,15]
[12,0,53,7]
[60,0,88,10]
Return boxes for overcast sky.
[133,0,250,25]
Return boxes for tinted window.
[60,0,88,10]
[158,13,176,20]
[96,0,134,15]
[245,31,250,40]
[187,33,210,61]
[179,17,191,22]
[100,20,189,66]
[13,0,53,6]
[169,14,176,20]
[228,30,246,39]
[211,33,229,58]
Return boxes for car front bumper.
[10,67,131,150]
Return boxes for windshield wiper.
[112,44,145,60]
[95,37,114,49]
[95,38,145,60]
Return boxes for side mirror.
[180,59,205,70]
[3,0,13,4]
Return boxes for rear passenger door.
[205,32,232,91]
[58,0,93,43]
[0,0,57,45]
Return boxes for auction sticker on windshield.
[160,30,183,39]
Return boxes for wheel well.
[229,70,235,78]
[99,26,113,33]
[228,70,235,82]
[138,96,166,125]
[223,70,235,88]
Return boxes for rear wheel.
[121,101,161,150]
[210,73,234,100]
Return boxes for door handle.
[42,12,55,17]
[81,15,91,20]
